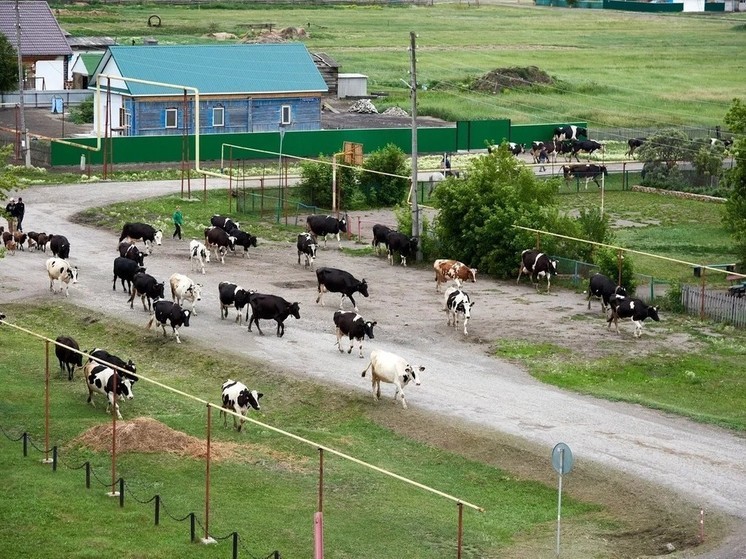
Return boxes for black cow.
[211,214,240,233]
[316,267,369,312]
[371,224,393,255]
[118,241,147,266]
[112,256,146,294]
[49,234,70,259]
[562,164,608,189]
[587,273,627,313]
[247,293,300,337]
[55,335,82,381]
[35,232,49,252]
[227,228,258,257]
[570,140,604,162]
[218,281,253,324]
[554,139,575,162]
[205,227,236,264]
[625,137,646,158]
[333,310,376,358]
[296,232,318,268]
[306,215,347,248]
[87,348,138,377]
[386,231,418,267]
[553,125,587,142]
[119,222,163,254]
[517,249,558,293]
[147,300,191,344]
[127,272,165,312]
[607,297,660,338]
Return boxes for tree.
[722,98,746,266]
[296,156,358,210]
[358,144,409,207]
[0,34,18,93]
[636,129,692,169]
[0,144,20,199]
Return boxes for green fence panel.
[456,120,511,152]
[704,2,725,11]
[602,0,683,12]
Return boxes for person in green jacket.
[172,206,183,240]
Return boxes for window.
[281,105,291,125]
[165,108,178,129]
[118,107,126,128]
[213,106,224,128]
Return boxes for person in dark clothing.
[13,197,24,232]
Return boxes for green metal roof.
[80,53,103,75]
[98,43,328,96]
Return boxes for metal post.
[617,250,623,286]
[556,448,564,558]
[155,495,160,525]
[110,372,118,496]
[190,512,196,542]
[318,448,324,513]
[44,340,50,464]
[232,532,238,559]
[204,405,213,543]
[22,432,27,456]
[119,478,125,507]
[85,461,91,488]
[409,31,421,261]
[52,446,57,471]
[700,267,706,320]
[457,502,464,559]
[14,0,30,167]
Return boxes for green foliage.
[0,144,19,198]
[393,204,437,262]
[358,143,409,207]
[662,282,684,313]
[69,95,94,124]
[0,34,17,93]
[723,98,746,267]
[296,156,358,210]
[593,247,637,295]
[637,129,693,176]
[691,139,726,180]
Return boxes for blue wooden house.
[89,43,328,137]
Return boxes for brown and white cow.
[361,349,424,410]
[433,259,477,293]
[169,273,203,316]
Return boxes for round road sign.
[552,442,574,475]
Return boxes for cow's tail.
[361,360,372,378]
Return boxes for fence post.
[44,339,51,464]
[190,512,196,542]
[85,461,91,489]
[22,432,28,457]
[119,478,125,507]
[52,446,57,472]
[617,250,624,286]
[700,267,706,320]
[457,501,464,559]
[155,495,160,525]
[232,532,238,559]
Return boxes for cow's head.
[615,285,628,298]
[403,365,425,386]
[238,389,263,412]
[648,306,661,322]
[125,360,137,375]
[358,280,369,298]
[288,302,301,320]
[68,266,79,284]
[364,320,377,340]
[154,230,163,246]
[248,234,258,248]
[228,236,237,251]
[338,218,348,233]
[117,375,135,400]
[154,282,166,300]
[189,283,203,302]
[0,311,7,323]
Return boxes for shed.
[338,73,369,99]
[71,53,103,90]
[311,52,340,97]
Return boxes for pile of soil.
[241,27,308,44]
[471,66,554,94]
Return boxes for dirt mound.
[241,27,307,44]
[471,66,554,94]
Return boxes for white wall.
[92,93,124,137]
[35,59,66,90]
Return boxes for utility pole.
[14,0,30,167]
[409,31,421,261]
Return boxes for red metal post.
[204,405,212,541]
[318,448,324,513]
[44,340,50,463]
[111,372,118,494]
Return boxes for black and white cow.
[205,227,236,264]
[127,272,164,312]
[553,125,587,142]
[87,348,137,377]
[296,232,318,268]
[607,297,660,338]
[118,241,147,266]
[49,234,71,259]
[119,222,163,255]
[625,137,646,158]
[211,214,240,233]
[306,214,347,248]
[218,281,254,324]
[55,335,82,381]
[587,273,627,314]
[444,286,474,335]
[517,249,558,293]
[530,141,557,170]
[169,273,203,316]
[361,349,424,410]
[569,139,604,162]
[146,300,191,344]
[83,361,136,420]
[508,142,525,156]
[247,293,301,337]
[46,257,79,297]
[227,228,258,258]
[562,164,608,189]
[220,379,262,432]
[315,267,369,312]
[385,231,418,267]
[189,239,210,275]
[333,310,376,358]
[371,224,393,255]
[112,256,146,294]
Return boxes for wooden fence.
[681,285,746,328]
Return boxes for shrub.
[296,157,359,210]
[69,95,94,124]
[593,248,637,295]
[358,144,409,207]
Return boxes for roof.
[79,53,103,75]
[0,1,72,57]
[93,43,329,96]
[65,36,116,50]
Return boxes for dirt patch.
[471,66,555,94]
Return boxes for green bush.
[69,95,94,124]
[296,157,359,210]
[358,144,409,207]
[593,247,637,295]
[394,204,438,263]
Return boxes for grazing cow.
[49,234,71,259]
[607,297,660,338]
[46,257,79,297]
[112,256,146,294]
[306,214,347,248]
[371,224,393,255]
[119,222,163,255]
[297,232,318,268]
[625,137,646,158]
[87,348,137,376]
[127,272,165,312]
[386,231,418,267]
[146,300,191,344]
[315,267,369,311]
[361,349,424,410]
[227,228,257,258]
[205,227,236,264]
[83,361,136,420]
[220,379,262,432]
[517,249,558,293]
[218,281,253,324]
[247,293,301,337]
[55,335,82,381]
[211,214,240,233]
[189,239,210,274]
[118,241,147,266]
[433,259,478,293]
[444,286,474,335]
[169,273,203,315]
[333,310,376,358]
[586,273,627,313]
[570,139,604,162]
[553,125,588,142]
[562,164,608,189]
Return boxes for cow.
[48,234,70,259]
[127,272,165,312]
[119,222,162,255]
[625,137,646,158]
[297,232,318,268]
[433,259,477,293]
[371,224,393,255]
[205,226,236,264]
[315,267,369,312]
[444,286,474,335]
[517,249,558,293]
[306,214,347,248]
[607,297,660,338]
[508,142,525,156]
[220,379,262,432]
[385,231,418,267]
[1,230,13,249]
[586,273,627,314]
[530,141,557,170]
[247,293,301,337]
[146,300,191,344]
[169,273,203,316]
[83,360,136,420]
[227,228,258,257]
[562,164,608,189]
[333,310,376,358]
[87,348,137,377]
[46,257,79,297]
[211,214,240,233]
[55,335,82,381]
[113,256,146,294]
[118,241,147,266]
[553,125,587,142]
[189,239,210,274]
[26,231,45,251]
[554,139,576,162]
[218,281,254,324]
[569,139,604,162]
[10,231,27,251]
[361,349,424,410]
[35,232,49,252]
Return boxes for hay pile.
[471,66,554,94]
[241,27,308,44]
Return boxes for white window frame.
[280,105,291,125]
[165,108,178,129]
[213,106,225,128]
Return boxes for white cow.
[46,257,79,297]
[444,286,474,335]
[189,239,210,274]
[169,273,203,316]
[361,349,424,409]
[220,379,263,432]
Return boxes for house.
[90,43,328,137]
[0,1,72,91]
[70,53,103,90]
[65,34,116,87]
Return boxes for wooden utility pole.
[409,31,421,261]
[15,0,30,167]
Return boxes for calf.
[306,214,347,248]
[127,272,164,312]
[55,335,82,381]
[87,348,137,377]
[11,231,27,251]
[553,125,587,142]
[371,224,393,255]
[211,214,240,233]
[220,379,262,432]
[386,231,418,267]
[333,310,376,358]
[570,139,604,162]
[361,349,424,410]
[433,259,477,293]
[35,232,49,252]
[169,273,203,315]
[247,293,301,337]
[228,228,258,258]
[83,360,136,420]
[118,241,147,266]
[562,164,608,189]
[113,256,146,294]
[517,249,557,293]
[146,300,191,344]
[46,257,79,297]
[296,232,318,268]
[444,286,474,335]
[315,266,369,312]
[49,234,70,259]
[607,297,660,338]
[205,227,236,264]
[218,281,253,323]
[625,137,646,158]
[587,273,627,314]
[119,222,163,255]
[189,239,210,274]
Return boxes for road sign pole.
[551,442,573,559]
[556,449,564,557]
